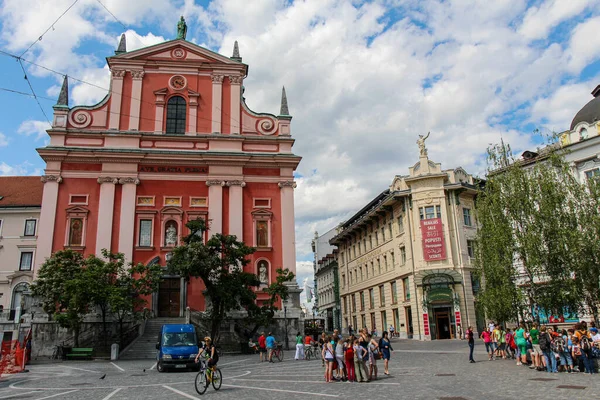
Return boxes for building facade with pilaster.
[331,143,481,340]
[35,31,301,317]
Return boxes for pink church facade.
[36,35,301,317]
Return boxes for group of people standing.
[291,328,393,383]
[469,321,600,374]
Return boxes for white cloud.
[2,0,599,290]
[519,0,592,41]
[0,161,43,176]
[0,133,8,147]
[17,120,51,141]
[565,16,600,73]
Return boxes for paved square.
[1,340,598,399]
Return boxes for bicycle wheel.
[194,370,208,395]
[212,368,222,391]
[277,349,284,362]
[305,349,312,360]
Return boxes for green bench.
[66,348,94,360]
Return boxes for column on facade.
[279,180,297,274]
[211,74,224,133]
[95,177,118,256]
[188,91,199,134]
[227,180,245,239]
[108,69,125,130]
[154,89,167,133]
[128,70,144,131]
[118,177,140,263]
[206,180,224,236]
[35,175,62,275]
[229,75,242,134]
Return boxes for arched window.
[166,96,186,134]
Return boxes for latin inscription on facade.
[421,218,447,261]
[138,166,208,174]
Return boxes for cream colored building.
[331,142,481,340]
[0,177,43,323]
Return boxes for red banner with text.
[423,313,430,336]
[421,218,447,261]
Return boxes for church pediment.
[108,39,246,68]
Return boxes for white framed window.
[24,219,37,236]
[139,219,153,247]
[467,240,475,258]
[19,252,33,271]
[419,205,441,220]
[585,168,600,181]
[400,246,406,265]
[397,215,404,233]
[463,208,472,227]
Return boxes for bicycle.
[51,344,65,360]
[194,360,222,395]
[305,344,320,360]
[271,344,284,362]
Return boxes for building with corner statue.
[330,137,481,340]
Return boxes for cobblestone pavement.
[0,339,598,399]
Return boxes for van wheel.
[157,361,165,373]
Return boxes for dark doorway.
[405,306,413,338]
[435,310,451,339]
[158,278,181,317]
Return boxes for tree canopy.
[474,140,600,324]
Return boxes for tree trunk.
[74,325,80,347]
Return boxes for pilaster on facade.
[118,177,140,263]
[229,75,243,135]
[96,176,118,256]
[128,70,145,131]
[206,180,225,236]
[109,69,126,130]
[211,74,224,133]
[35,175,63,275]
[279,180,297,274]
[226,180,245,240]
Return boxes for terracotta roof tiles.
[0,176,43,207]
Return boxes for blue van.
[156,324,200,372]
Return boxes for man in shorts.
[258,331,267,362]
[266,332,276,363]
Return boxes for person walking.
[379,331,393,375]
[481,327,493,361]
[258,331,267,362]
[266,332,276,363]
[467,326,475,363]
[295,332,305,360]
[515,322,528,366]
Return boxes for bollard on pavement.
[111,343,119,361]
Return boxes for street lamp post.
[284,304,289,350]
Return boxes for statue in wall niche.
[417,131,430,156]
[165,223,177,246]
[258,261,268,284]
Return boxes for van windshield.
[161,332,197,347]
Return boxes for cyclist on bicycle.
[195,337,219,375]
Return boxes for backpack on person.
[553,337,565,353]
[580,336,592,351]
[538,332,550,351]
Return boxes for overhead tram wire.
[18,59,52,125]
[0,87,56,102]
[95,0,128,31]
[19,0,80,58]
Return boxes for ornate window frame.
[251,209,273,250]
[135,210,157,250]
[69,194,89,205]
[64,206,89,250]
[255,258,270,286]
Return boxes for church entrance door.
[158,278,181,317]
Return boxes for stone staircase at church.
[119,317,186,360]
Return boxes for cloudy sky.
[1,0,600,306]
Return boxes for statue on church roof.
[417,131,430,157]
[177,16,187,40]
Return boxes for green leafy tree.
[167,219,262,343]
[31,250,91,346]
[474,141,584,324]
[241,268,295,339]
